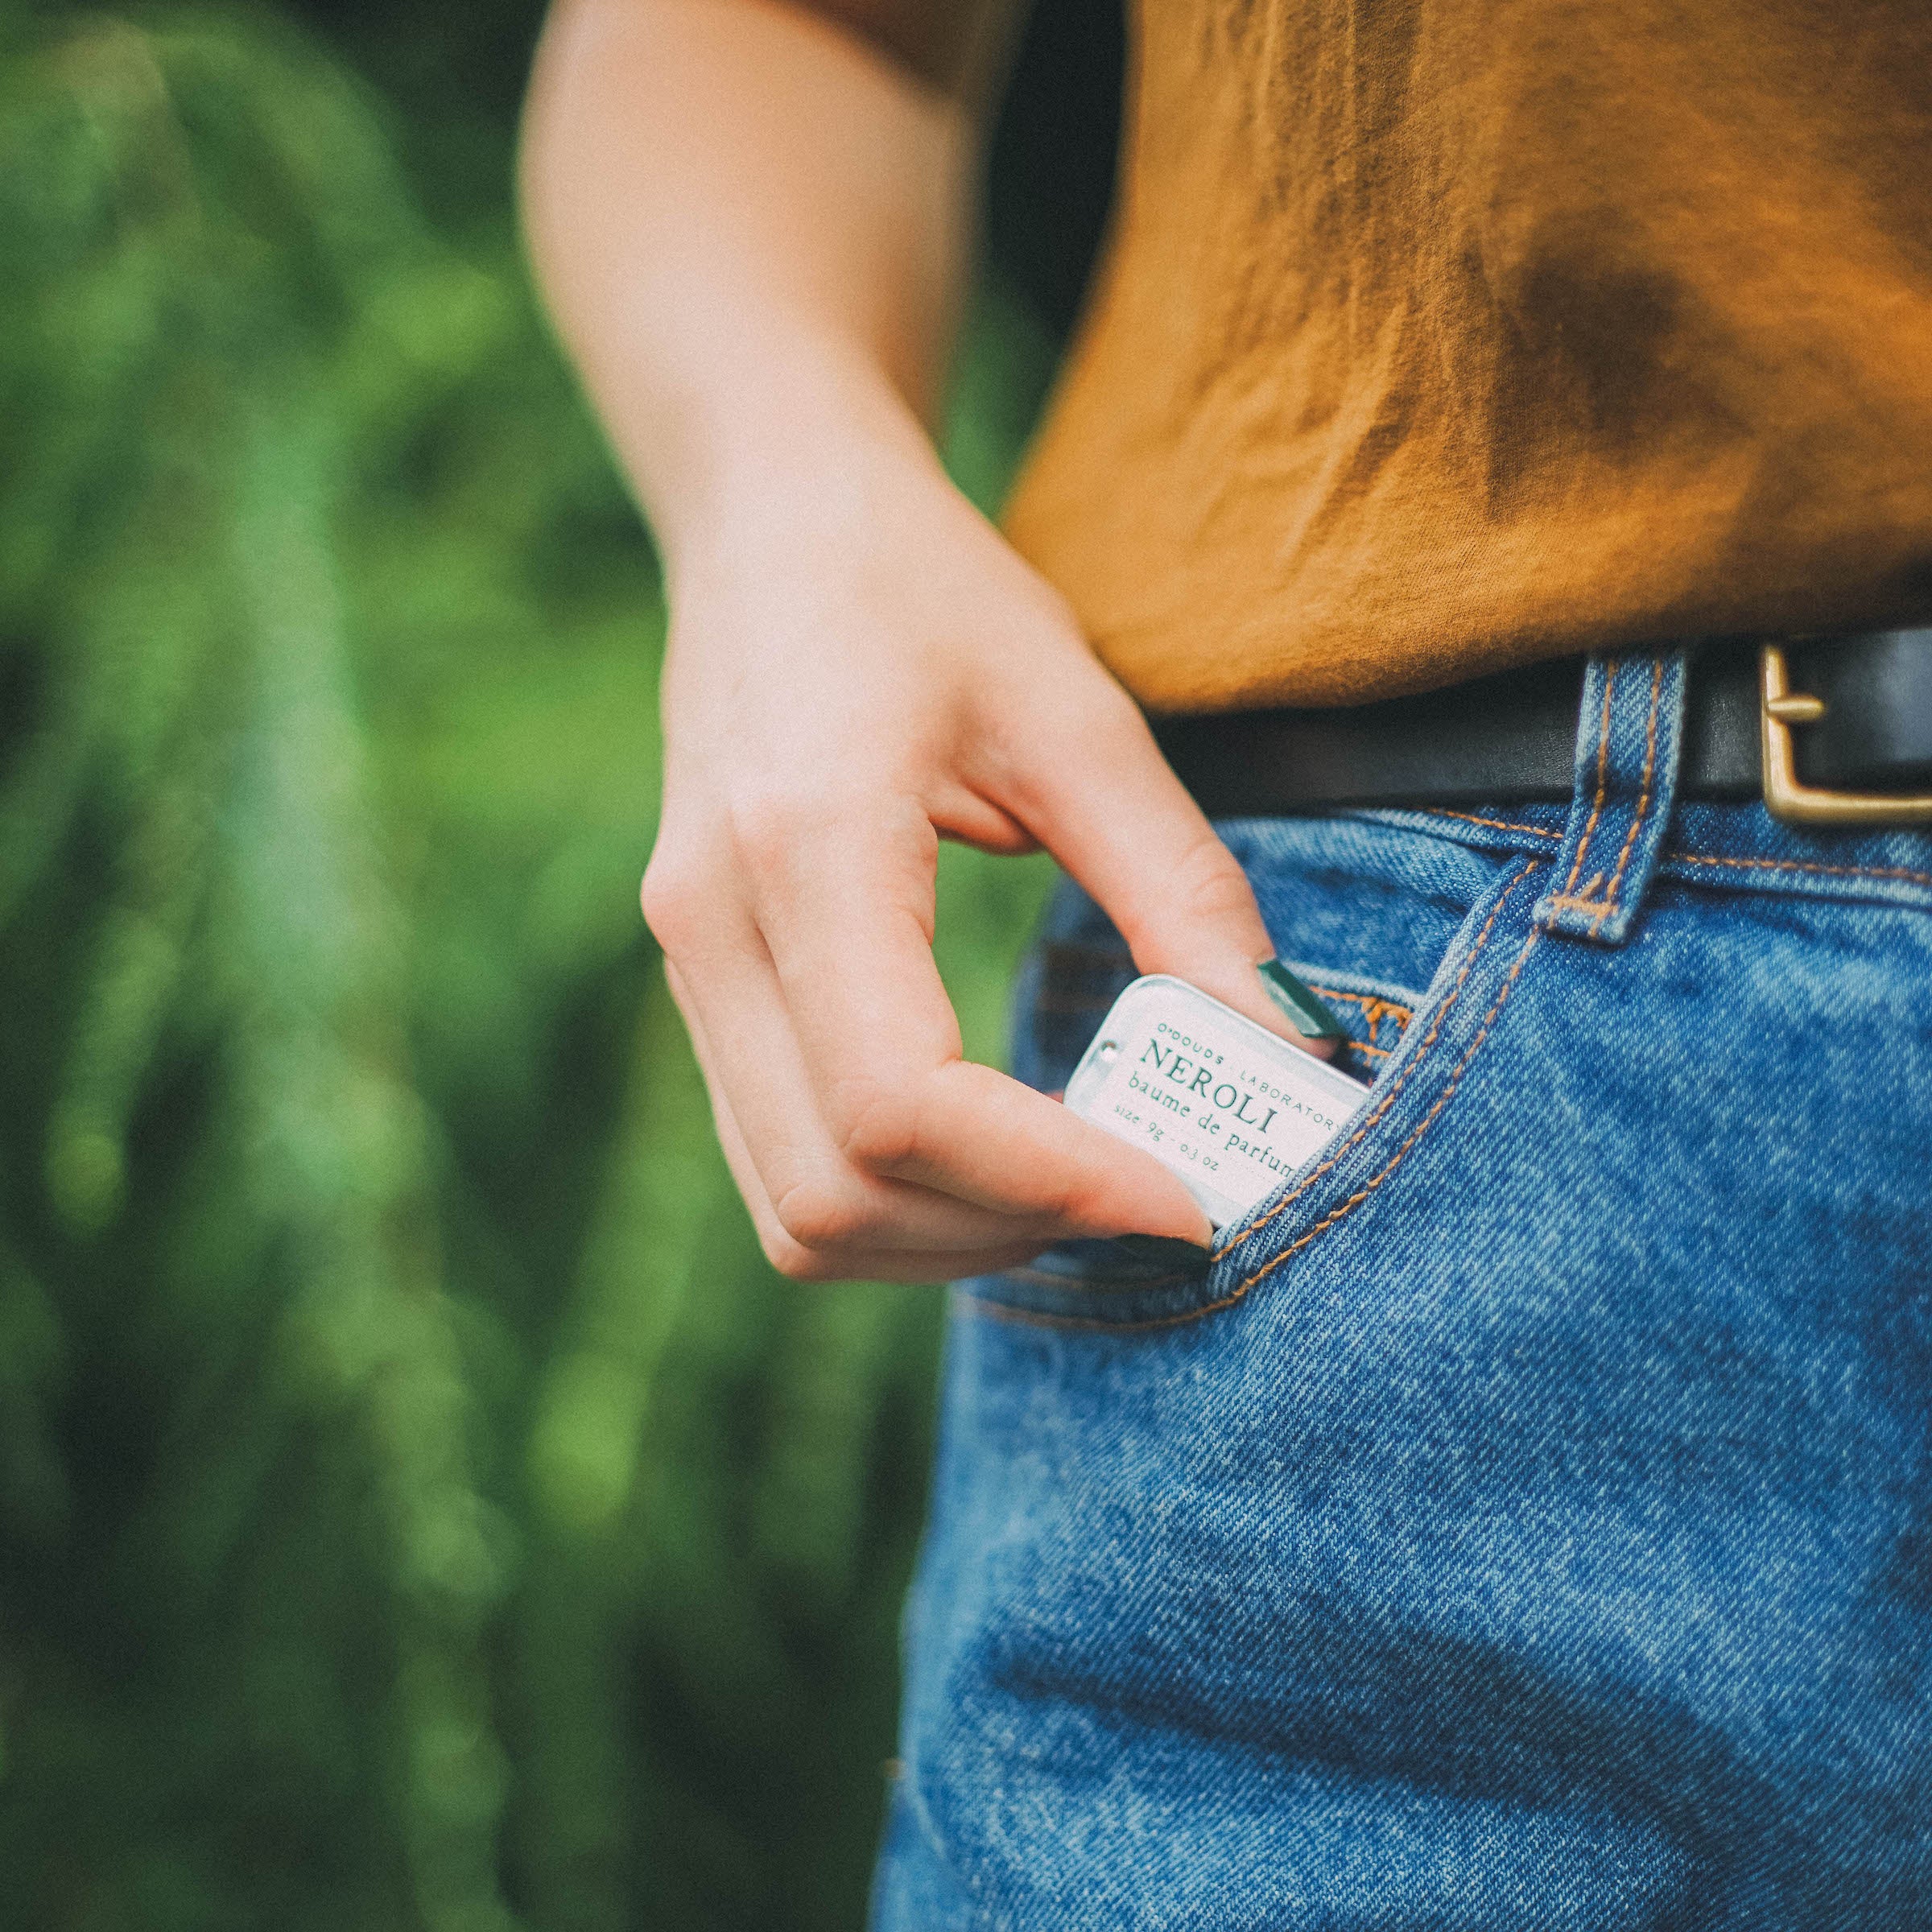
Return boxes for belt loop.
[1534,650,1688,946]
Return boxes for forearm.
[520,0,983,572]
[519,0,1300,1282]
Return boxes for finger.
[737,805,1216,1244]
[669,952,1048,1250]
[666,941,1133,1253]
[667,958,795,1231]
[759,1238,1053,1286]
[671,967,1056,1282]
[996,679,1338,1056]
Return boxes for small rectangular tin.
[1063,974,1371,1232]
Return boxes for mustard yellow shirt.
[1004,0,1932,710]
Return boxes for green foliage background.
[0,5,1060,1925]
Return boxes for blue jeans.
[872,650,1932,1928]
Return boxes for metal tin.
[1063,974,1370,1232]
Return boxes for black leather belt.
[1152,630,1932,827]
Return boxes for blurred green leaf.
[0,4,1060,1930]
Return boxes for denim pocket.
[1274,956,1423,1084]
[964,819,1541,1328]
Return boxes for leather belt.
[1152,630,1932,827]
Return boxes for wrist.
[622,328,952,586]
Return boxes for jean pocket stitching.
[1225,914,1544,1300]
[1665,850,1932,890]
[962,857,1546,1334]
[1422,808,1563,841]
[1212,858,1545,1257]
[985,910,1546,1335]
[1298,980,1415,1055]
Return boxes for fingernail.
[1256,960,1347,1039]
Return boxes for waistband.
[1207,644,1932,948]
[1154,630,1932,828]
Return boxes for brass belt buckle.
[1760,643,1932,825]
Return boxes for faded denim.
[872,649,1932,1929]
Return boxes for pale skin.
[521,0,1327,1282]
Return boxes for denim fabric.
[872,650,1932,1929]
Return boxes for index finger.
[744,795,1214,1244]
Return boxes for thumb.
[998,683,1342,1057]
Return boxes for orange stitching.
[1305,983,1414,1042]
[1307,985,1414,1022]
[968,918,1544,1335]
[1559,661,1618,898]
[1589,656,1666,935]
[1426,810,1563,840]
[1665,851,1932,887]
[1234,925,1542,1294]
[1212,861,1543,1256]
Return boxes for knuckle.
[831,1079,925,1175]
[759,1226,836,1282]
[748,1191,844,1280]
[639,849,705,951]
[994,671,1124,770]
[724,791,796,879]
[1042,1172,1109,1233]
[770,1179,874,1255]
[726,784,841,881]
[1170,832,1257,927]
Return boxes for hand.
[642,437,1319,1282]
